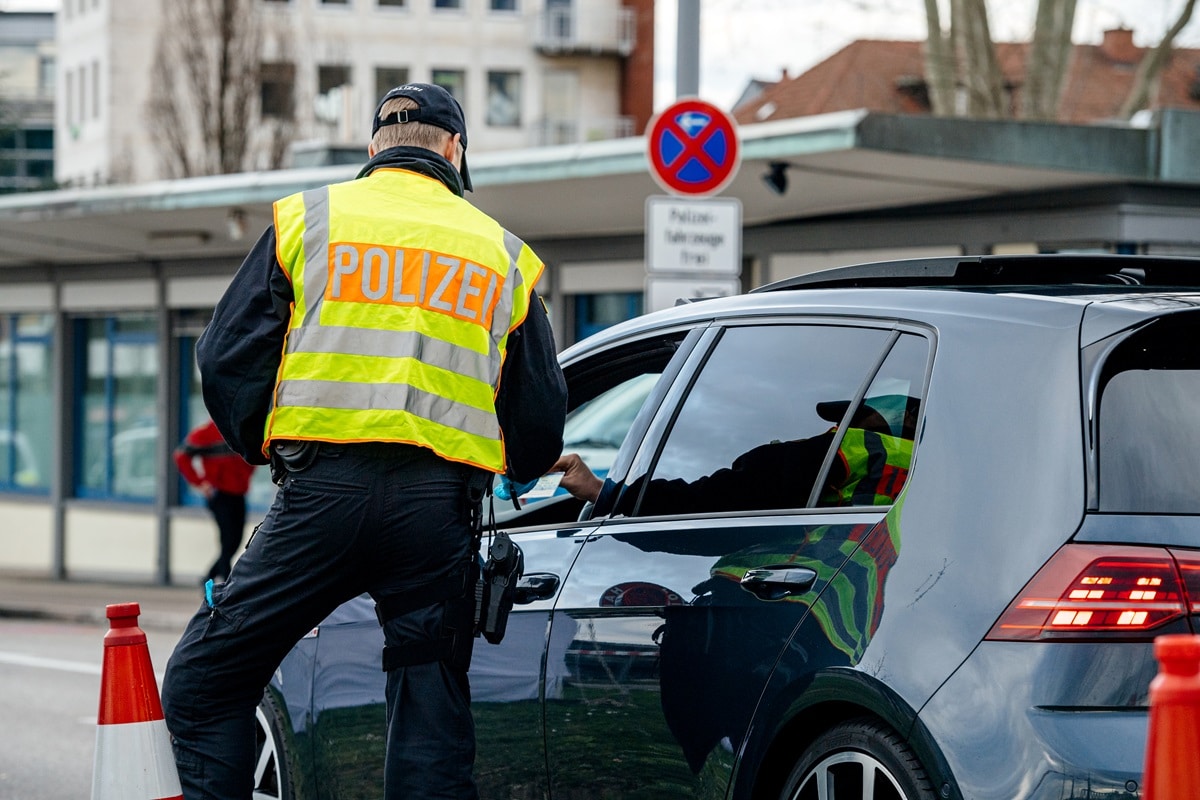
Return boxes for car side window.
[494,331,692,521]
[1095,311,1200,513]
[815,332,927,508]
[630,324,896,517]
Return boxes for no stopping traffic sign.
[647,98,741,197]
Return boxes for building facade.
[54,0,654,187]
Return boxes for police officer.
[161,83,567,800]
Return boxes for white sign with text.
[645,196,742,276]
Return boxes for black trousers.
[204,491,246,582]
[161,444,487,800]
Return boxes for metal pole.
[676,0,700,98]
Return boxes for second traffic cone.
[91,602,183,800]
[1143,633,1200,800]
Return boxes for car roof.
[752,254,1200,293]
[561,254,1200,361]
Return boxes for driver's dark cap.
[372,83,472,191]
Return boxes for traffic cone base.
[91,602,184,800]
[93,718,183,800]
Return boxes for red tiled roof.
[732,34,1200,125]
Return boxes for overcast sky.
[5,0,1199,110]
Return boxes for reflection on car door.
[544,322,929,799]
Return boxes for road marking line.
[0,651,101,674]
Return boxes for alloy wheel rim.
[252,705,284,800]
[791,750,907,800]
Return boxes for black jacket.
[196,149,567,483]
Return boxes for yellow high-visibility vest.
[822,427,913,506]
[264,168,542,473]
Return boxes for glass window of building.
[545,0,574,41]
[575,292,642,341]
[0,314,53,492]
[431,69,466,101]
[75,316,159,501]
[378,0,406,6]
[27,129,53,150]
[260,62,296,119]
[316,64,352,125]
[28,159,54,180]
[375,66,410,103]
[486,71,521,127]
[434,0,463,8]
[491,0,517,9]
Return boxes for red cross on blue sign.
[647,98,741,197]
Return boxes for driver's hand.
[551,453,603,503]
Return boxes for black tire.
[254,690,296,800]
[780,717,936,800]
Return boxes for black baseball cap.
[372,83,472,191]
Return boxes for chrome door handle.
[513,572,560,604]
[739,565,818,601]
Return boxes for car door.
[544,321,930,799]
[470,326,704,799]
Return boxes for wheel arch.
[739,671,961,800]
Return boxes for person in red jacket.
[173,419,256,583]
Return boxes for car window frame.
[603,315,934,522]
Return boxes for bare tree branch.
[144,0,295,177]
[1119,0,1198,119]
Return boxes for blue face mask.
[494,474,538,502]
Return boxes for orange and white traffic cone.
[1143,633,1200,800]
[91,602,183,800]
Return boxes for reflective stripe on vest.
[824,428,913,507]
[265,169,541,472]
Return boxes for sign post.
[645,98,743,313]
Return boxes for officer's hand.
[551,453,603,503]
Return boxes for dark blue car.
[250,255,1200,800]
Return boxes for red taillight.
[986,544,1193,642]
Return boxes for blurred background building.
[52,0,654,186]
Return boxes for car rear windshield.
[1097,310,1200,513]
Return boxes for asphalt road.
[0,616,182,800]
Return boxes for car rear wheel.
[781,718,935,800]
[254,691,294,800]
